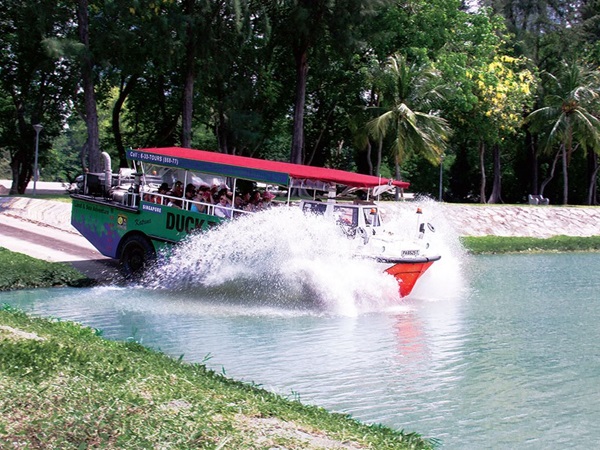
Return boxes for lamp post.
[32,124,43,196]
[438,154,445,202]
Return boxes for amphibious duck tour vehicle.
[71,147,440,297]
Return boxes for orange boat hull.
[385,259,437,297]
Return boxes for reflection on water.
[3,205,600,448]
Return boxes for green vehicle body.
[70,149,232,275]
[71,196,221,262]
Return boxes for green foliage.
[461,235,600,254]
[0,150,10,179]
[367,53,451,169]
[0,248,90,291]
[526,61,600,204]
[0,308,435,449]
[0,1,78,192]
[3,0,600,203]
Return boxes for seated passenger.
[261,191,275,208]
[233,195,244,210]
[184,183,197,209]
[240,191,251,209]
[166,181,183,208]
[154,182,169,204]
[214,194,232,219]
[244,191,262,212]
[142,191,154,202]
[192,189,214,213]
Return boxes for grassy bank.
[460,235,600,254]
[0,247,92,291]
[0,306,434,449]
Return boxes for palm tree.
[526,62,600,205]
[367,54,451,188]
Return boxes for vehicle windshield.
[364,207,380,227]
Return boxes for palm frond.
[368,53,451,166]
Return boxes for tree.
[0,0,76,193]
[469,55,536,203]
[77,0,102,173]
[526,61,600,204]
[367,54,451,186]
[264,0,373,165]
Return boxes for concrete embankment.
[439,203,600,238]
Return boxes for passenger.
[210,184,220,202]
[215,187,232,203]
[190,192,204,213]
[262,191,275,208]
[142,190,155,203]
[166,181,183,208]
[191,189,213,213]
[233,195,244,210]
[214,194,232,219]
[156,182,169,204]
[232,195,246,218]
[244,190,262,212]
[240,191,251,209]
[184,183,196,209]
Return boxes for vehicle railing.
[140,190,249,219]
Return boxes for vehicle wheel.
[119,234,155,280]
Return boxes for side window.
[302,202,327,215]
[333,206,358,226]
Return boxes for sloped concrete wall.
[442,204,600,238]
[0,197,76,233]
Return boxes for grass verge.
[0,306,435,449]
[0,248,92,291]
[460,235,600,254]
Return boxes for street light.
[438,154,445,202]
[32,124,43,196]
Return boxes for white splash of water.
[145,207,400,316]
[144,200,469,315]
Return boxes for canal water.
[2,207,599,448]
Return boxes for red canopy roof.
[132,147,410,190]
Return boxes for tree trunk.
[181,0,196,148]
[306,106,334,166]
[394,154,402,201]
[540,145,561,198]
[77,0,101,173]
[488,143,502,204]
[215,105,229,154]
[561,144,569,205]
[587,152,600,205]
[376,137,383,176]
[112,75,138,167]
[9,152,31,195]
[290,46,308,164]
[365,140,373,176]
[9,98,33,194]
[526,128,538,195]
[479,140,486,204]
